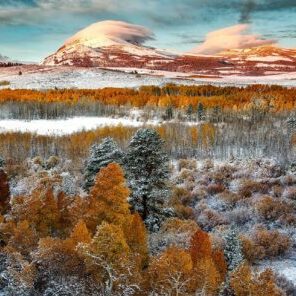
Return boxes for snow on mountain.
[42,21,296,77]
[43,21,175,67]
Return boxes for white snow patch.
[246,56,293,62]
[0,117,160,136]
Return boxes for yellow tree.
[10,188,60,237]
[124,213,148,268]
[190,230,221,295]
[69,219,91,245]
[148,247,194,296]
[7,220,38,256]
[85,162,131,233]
[79,222,142,296]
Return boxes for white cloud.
[65,20,154,46]
[191,24,276,55]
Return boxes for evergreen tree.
[219,227,244,296]
[83,138,124,191]
[186,104,194,121]
[125,129,172,231]
[0,156,4,168]
[197,102,205,121]
[223,226,244,272]
[165,105,173,120]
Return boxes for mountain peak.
[219,45,296,57]
[63,20,154,49]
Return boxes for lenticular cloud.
[64,20,154,47]
[191,24,276,55]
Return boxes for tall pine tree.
[83,138,124,191]
[125,129,172,231]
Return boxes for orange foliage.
[85,162,131,232]
[0,84,296,111]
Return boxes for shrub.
[272,185,283,198]
[178,169,195,182]
[242,229,292,261]
[0,80,10,86]
[284,186,296,200]
[218,190,241,205]
[197,208,227,231]
[46,156,60,170]
[255,196,294,222]
[177,159,197,171]
[238,179,270,198]
[206,183,225,195]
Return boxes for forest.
[0,84,295,295]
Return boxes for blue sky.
[0,0,296,62]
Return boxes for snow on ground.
[0,66,197,90]
[1,65,296,90]
[0,116,160,136]
[246,56,293,62]
[257,256,296,284]
[0,115,202,136]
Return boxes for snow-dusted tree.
[0,252,36,296]
[197,102,205,121]
[0,155,4,168]
[61,172,77,196]
[83,137,124,191]
[223,227,244,272]
[125,128,172,231]
[219,226,244,296]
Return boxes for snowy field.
[258,256,296,283]
[1,65,296,89]
[0,116,161,136]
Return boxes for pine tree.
[186,104,194,121]
[83,137,124,191]
[223,227,244,272]
[219,227,244,296]
[197,102,205,121]
[125,128,172,231]
[165,105,173,120]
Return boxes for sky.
[0,0,296,62]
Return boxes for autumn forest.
[0,84,295,295]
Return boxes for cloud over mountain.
[64,20,154,47]
[191,24,276,55]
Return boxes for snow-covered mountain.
[43,21,175,67]
[43,21,296,77]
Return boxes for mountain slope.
[43,21,175,67]
[43,21,296,77]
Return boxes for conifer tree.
[223,227,244,272]
[197,102,205,121]
[125,128,172,231]
[83,138,124,191]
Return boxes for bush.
[197,208,227,231]
[177,159,197,171]
[272,185,283,198]
[242,229,292,261]
[238,179,270,198]
[206,183,225,195]
[218,190,241,205]
[178,169,195,182]
[0,80,10,86]
[255,196,294,223]
[284,186,296,200]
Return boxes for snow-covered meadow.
[0,116,160,136]
[1,65,296,90]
